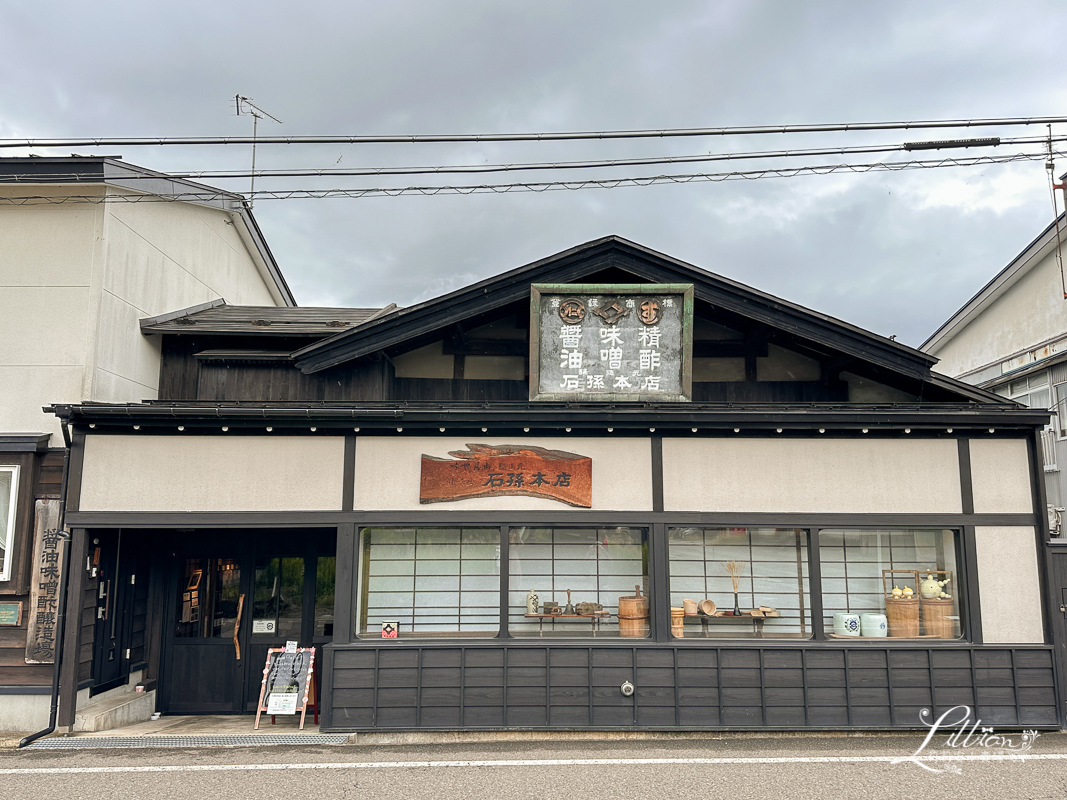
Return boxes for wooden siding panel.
[323,645,1060,732]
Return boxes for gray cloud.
[2,1,1065,350]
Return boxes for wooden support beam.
[57,528,88,728]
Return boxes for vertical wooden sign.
[25,499,64,664]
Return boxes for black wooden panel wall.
[325,644,1059,731]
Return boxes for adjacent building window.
[0,466,19,582]
[509,526,649,638]
[358,527,500,638]
[668,527,811,639]
[819,528,962,639]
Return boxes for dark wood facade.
[43,237,1067,733]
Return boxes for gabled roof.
[141,301,384,336]
[0,156,296,307]
[293,235,939,378]
[922,213,1065,353]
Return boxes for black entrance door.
[90,531,137,695]
[159,531,335,715]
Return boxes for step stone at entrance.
[73,690,157,733]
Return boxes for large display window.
[509,526,649,638]
[358,527,500,638]
[668,527,811,639]
[818,528,963,640]
[353,523,967,643]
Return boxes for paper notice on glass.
[267,692,298,715]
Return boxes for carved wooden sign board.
[25,500,64,664]
[420,444,592,507]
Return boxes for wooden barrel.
[671,607,685,639]
[885,597,919,637]
[921,598,955,638]
[618,585,650,638]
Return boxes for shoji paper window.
[668,527,811,639]
[508,526,649,638]
[819,528,962,639]
[358,527,500,638]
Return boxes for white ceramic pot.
[860,613,888,638]
[833,612,861,636]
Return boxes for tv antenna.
[235,95,282,208]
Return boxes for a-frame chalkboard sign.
[254,643,316,729]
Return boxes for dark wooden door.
[161,551,250,714]
[90,531,135,695]
[160,531,336,715]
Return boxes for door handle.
[102,579,111,621]
[234,593,245,662]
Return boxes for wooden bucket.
[671,607,685,639]
[921,598,955,639]
[885,597,919,637]
[618,585,650,638]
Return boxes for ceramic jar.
[860,613,888,637]
[833,612,861,636]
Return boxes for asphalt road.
[2,733,1067,800]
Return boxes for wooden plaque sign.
[25,500,64,664]
[254,646,316,729]
[530,283,694,402]
[420,443,592,507]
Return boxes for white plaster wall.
[968,438,1034,514]
[0,188,285,439]
[973,526,1044,643]
[79,436,345,511]
[355,437,653,511]
[930,244,1067,377]
[0,198,102,439]
[88,195,280,405]
[662,438,962,513]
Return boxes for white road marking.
[0,753,1063,775]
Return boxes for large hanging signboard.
[530,283,694,402]
[420,443,592,507]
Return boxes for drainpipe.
[19,418,74,748]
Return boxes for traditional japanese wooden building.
[48,236,1062,732]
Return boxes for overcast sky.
[4,1,1067,347]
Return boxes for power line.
[0,150,1057,204]
[3,115,1067,150]
[2,135,1061,185]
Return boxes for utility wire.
[4,136,1060,184]
[0,150,1058,204]
[3,115,1067,149]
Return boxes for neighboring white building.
[0,156,294,730]
[922,213,1067,522]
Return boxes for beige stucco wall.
[0,196,101,437]
[0,187,284,440]
[968,438,1034,514]
[930,242,1067,377]
[973,526,1044,643]
[354,437,653,511]
[88,195,279,406]
[662,438,962,513]
[79,435,345,511]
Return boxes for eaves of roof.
[292,236,938,380]
[50,400,1048,431]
